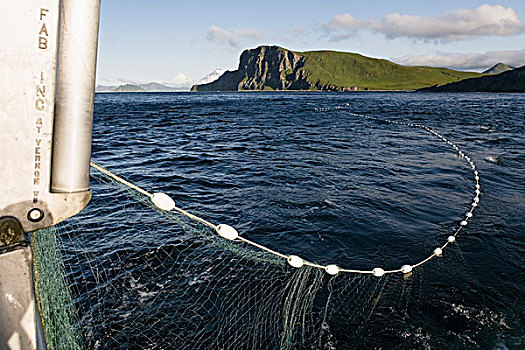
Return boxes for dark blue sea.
[62,92,524,349]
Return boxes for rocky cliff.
[192,46,310,91]
[191,46,482,91]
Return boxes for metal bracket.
[0,217,24,246]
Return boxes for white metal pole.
[51,0,101,193]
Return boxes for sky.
[95,0,525,86]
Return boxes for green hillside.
[297,50,483,90]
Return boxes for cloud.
[278,27,312,45]
[207,25,263,49]
[322,5,525,41]
[373,5,525,40]
[322,13,364,41]
[207,25,240,49]
[293,27,307,36]
[392,48,525,71]
[328,13,363,32]
[234,28,263,40]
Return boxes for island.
[113,84,146,92]
[191,46,482,92]
[96,82,177,92]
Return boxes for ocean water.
[62,92,523,349]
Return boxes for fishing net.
[32,227,83,350]
[29,107,509,350]
[33,179,422,350]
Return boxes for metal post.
[51,0,101,193]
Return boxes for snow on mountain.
[197,69,226,85]
[164,73,193,88]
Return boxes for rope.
[90,162,152,198]
[89,108,481,277]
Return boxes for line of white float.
[90,108,481,277]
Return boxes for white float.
[325,264,340,275]
[216,224,239,240]
[372,267,385,277]
[151,192,176,211]
[287,255,304,268]
[401,265,412,274]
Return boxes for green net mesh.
[32,227,83,350]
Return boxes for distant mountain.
[114,84,145,92]
[164,73,193,90]
[96,82,178,92]
[191,46,482,92]
[197,69,226,85]
[483,63,514,75]
[419,65,525,92]
[139,82,174,92]
[95,85,116,92]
